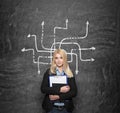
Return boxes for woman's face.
[54,53,64,68]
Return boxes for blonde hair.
[50,49,73,78]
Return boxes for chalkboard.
[0,0,120,113]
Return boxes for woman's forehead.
[55,53,62,57]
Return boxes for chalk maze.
[21,19,95,74]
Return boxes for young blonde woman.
[41,49,77,113]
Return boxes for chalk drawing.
[21,19,95,74]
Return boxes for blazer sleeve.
[41,69,61,95]
[59,76,77,100]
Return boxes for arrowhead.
[21,48,25,52]
[66,19,68,23]
[87,21,89,25]
[27,34,30,38]
[91,58,95,61]
[38,71,40,74]
[41,21,44,26]
[91,47,96,50]
[75,70,79,75]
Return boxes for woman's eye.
[60,57,63,59]
[55,57,58,59]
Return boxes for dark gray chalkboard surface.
[0,0,120,113]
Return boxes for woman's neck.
[57,67,63,73]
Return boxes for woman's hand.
[49,85,70,100]
[49,95,60,100]
[60,85,70,93]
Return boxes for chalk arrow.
[38,70,40,74]
[41,21,44,26]
[66,19,68,23]
[27,34,31,38]
[21,48,25,52]
[91,58,95,61]
[86,21,89,25]
[75,70,79,75]
[90,47,96,50]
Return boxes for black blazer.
[41,68,77,112]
